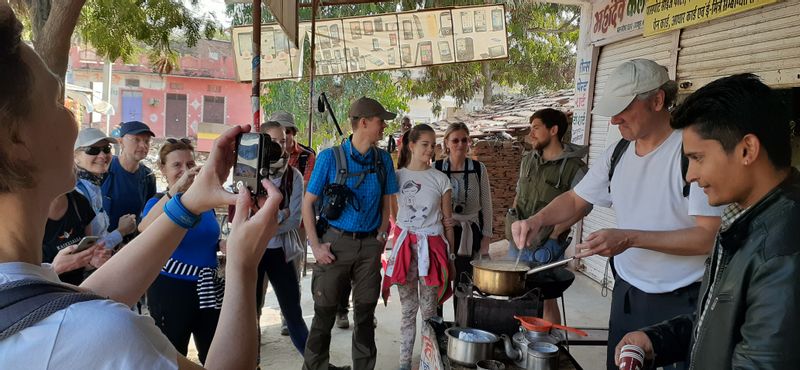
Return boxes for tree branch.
[34,0,86,83]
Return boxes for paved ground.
[188,241,612,369]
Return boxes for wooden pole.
[307,0,318,147]
[252,0,262,132]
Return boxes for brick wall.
[471,140,525,242]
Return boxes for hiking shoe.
[336,313,350,329]
[280,323,289,336]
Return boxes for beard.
[532,136,551,151]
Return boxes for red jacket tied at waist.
[381,225,452,306]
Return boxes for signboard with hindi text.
[644,0,778,36]
[590,0,646,43]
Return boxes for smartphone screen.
[475,10,487,32]
[372,38,380,50]
[330,24,340,45]
[374,18,383,32]
[363,21,374,35]
[402,20,413,40]
[438,41,452,61]
[389,33,398,46]
[419,42,433,65]
[401,44,411,64]
[234,133,260,192]
[350,21,362,39]
[440,12,452,36]
[461,11,473,33]
[492,9,503,31]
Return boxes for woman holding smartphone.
[384,124,455,370]
[138,138,221,364]
[74,128,137,250]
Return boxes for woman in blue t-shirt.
[138,138,221,364]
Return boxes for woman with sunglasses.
[434,122,493,315]
[74,128,138,250]
[138,138,221,364]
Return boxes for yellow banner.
[644,0,778,36]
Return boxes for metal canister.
[525,342,559,370]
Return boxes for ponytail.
[397,124,435,169]
[397,131,412,169]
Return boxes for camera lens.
[260,134,283,165]
[454,205,463,213]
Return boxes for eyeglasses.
[166,138,192,145]
[449,138,469,144]
[81,145,112,156]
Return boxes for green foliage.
[77,0,219,72]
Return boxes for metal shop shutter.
[579,32,674,286]
[677,1,800,92]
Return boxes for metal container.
[526,342,559,370]
[470,260,529,296]
[476,359,506,370]
[445,327,499,367]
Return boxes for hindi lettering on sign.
[576,78,589,92]
[591,0,646,42]
[579,59,591,74]
[644,0,777,35]
[576,96,587,109]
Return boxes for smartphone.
[351,47,360,58]
[401,44,412,64]
[461,11,473,34]
[330,24,340,46]
[456,37,474,61]
[350,21,362,40]
[367,55,384,67]
[74,236,100,253]
[492,9,504,31]
[402,20,413,40]
[374,18,383,32]
[323,50,331,60]
[413,15,424,39]
[359,55,367,70]
[233,132,263,195]
[418,41,433,65]
[474,10,487,32]
[363,20,374,35]
[387,51,396,65]
[389,33,398,46]
[438,41,452,62]
[372,38,380,50]
[440,12,452,36]
[489,45,504,57]
[334,49,342,60]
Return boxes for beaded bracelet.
[164,193,200,229]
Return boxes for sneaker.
[280,324,289,336]
[336,312,350,329]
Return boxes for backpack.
[296,143,316,176]
[608,139,690,197]
[0,279,103,341]
[434,158,483,229]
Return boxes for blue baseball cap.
[119,121,155,137]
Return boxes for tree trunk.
[481,61,492,106]
[30,0,86,89]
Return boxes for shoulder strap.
[67,192,83,224]
[0,280,103,341]
[434,159,444,172]
[332,146,348,185]
[608,139,631,193]
[680,143,690,197]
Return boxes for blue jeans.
[257,247,310,354]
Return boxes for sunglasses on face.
[81,145,112,155]
[166,137,192,145]
[449,138,469,144]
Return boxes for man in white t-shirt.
[511,59,722,370]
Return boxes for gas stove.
[454,281,543,337]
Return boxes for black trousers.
[147,274,220,364]
[607,277,700,370]
[437,223,482,317]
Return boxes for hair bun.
[0,5,23,63]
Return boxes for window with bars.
[203,96,225,124]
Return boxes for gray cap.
[348,97,397,120]
[593,59,670,117]
[75,128,117,150]
[267,111,297,130]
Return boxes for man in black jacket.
[615,74,800,369]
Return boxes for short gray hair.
[635,80,678,110]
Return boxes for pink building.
[69,39,251,152]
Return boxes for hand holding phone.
[74,236,100,253]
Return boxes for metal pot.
[526,342,559,370]
[445,327,499,367]
[470,260,530,296]
[501,331,559,368]
[476,359,506,370]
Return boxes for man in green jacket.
[507,108,588,324]
[615,74,800,368]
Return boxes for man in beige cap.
[511,59,722,370]
[302,97,399,370]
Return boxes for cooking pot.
[471,257,576,296]
[445,327,499,367]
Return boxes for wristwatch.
[378,231,388,242]
[449,253,457,261]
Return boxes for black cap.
[348,97,397,120]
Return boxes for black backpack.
[296,143,316,177]
[434,158,484,229]
[607,139,690,197]
[0,279,103,341]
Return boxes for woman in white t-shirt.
[383,124,455,370]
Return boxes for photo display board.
[232,4,507,81]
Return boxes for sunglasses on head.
[166,138,192,145]
[81,145,112,155]
[449,138,469,144]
